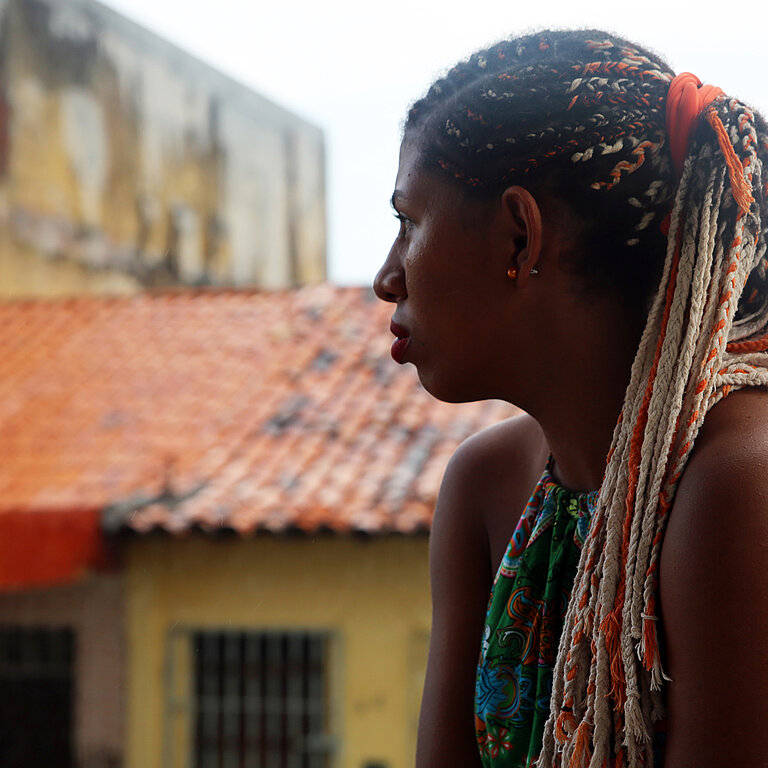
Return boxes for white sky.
[100,0,768,286]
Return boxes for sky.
[100,0,768,286]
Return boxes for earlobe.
[501,186,543,287]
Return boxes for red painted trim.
[0,509,111,591]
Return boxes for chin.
[416,368,487,405]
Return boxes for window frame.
[163,624,338,768]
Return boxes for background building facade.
[0,0,326,297]
[0,286,518,768]
[0,3,513,767]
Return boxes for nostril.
[375,282,402,304]
[374,264,403,303]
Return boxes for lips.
[389,320,410,364]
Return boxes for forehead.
[393,138,471,214]
[394,139,427,196]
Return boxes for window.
[0,626,75,768]
[167,629,332,768]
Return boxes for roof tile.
[0,286,519,535]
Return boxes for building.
[0,0,326,297]
[0,285,517,768]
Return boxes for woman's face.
[373,139,514,403]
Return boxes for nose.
[373,243,406,303]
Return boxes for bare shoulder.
[441,411,548,512]
[438,412,549,572]
[416,412,547,767]
[660,388,768,766]
[430,409,548,607]
[431,409,548,595]
[664,388,768,554]
[665,387,768,547]
[430,410,546,596]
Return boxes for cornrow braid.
[405,30,678,304]
[407,30,768,767]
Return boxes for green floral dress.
[475,465,597,767]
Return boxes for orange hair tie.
[666,72,753,214]
[666,72,724,178]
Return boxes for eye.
[393,211,414,236]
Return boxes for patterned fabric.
[475,465,597,767]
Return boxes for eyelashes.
[393,211,414,235]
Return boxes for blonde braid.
[541,95,768,767]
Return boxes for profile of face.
[374,139,537,404]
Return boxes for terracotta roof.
[0,285,518,536]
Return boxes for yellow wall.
[0,0,326,297]
[0,242,140,297]
[125,534,431,768]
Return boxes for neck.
[514,293,644,493]
[535,370,629,493]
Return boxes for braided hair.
[407,30,768,766]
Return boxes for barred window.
[167,629,332,768]
[0,626,75,768]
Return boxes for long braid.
[408,30,768,766]
[545,94,768,767]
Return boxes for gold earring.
[507,267,518,280]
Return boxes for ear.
[500,186,542,287]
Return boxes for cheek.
[403,239,432,293]
[405,227,458,283]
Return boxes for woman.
[374,30,768,768]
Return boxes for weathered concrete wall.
[0,0,326,296]
[0,574,125,768]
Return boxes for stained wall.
[0,0,326,296]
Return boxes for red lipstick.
[389,320,410,364]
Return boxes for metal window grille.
[0,626,75,768]
[190,630,330,768]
